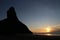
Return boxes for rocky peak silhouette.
[0,7,32,34]
[7,7,17,20]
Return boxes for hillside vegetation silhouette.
[0,7,32,34]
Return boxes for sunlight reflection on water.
[34,33,60,36]
[45,34,52,36]
[43,34,60,36]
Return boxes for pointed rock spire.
[0,6,32,34]
[7,7,17,20]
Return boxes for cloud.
[50,26,60,34]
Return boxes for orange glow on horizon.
[39,26,55,33]
[31,26,56,33]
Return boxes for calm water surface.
[34,33,60,36]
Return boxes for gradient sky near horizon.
[0,0,60,32]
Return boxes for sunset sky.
[0,0,60,33]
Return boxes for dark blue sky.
[0,0,60,32]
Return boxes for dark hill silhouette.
[0,7,32,34]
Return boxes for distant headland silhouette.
[0,7,32,34]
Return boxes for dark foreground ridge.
[0,7,32,34]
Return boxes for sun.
[45,27,51,33]
[46,27,51,32]
[39,26,54,33]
